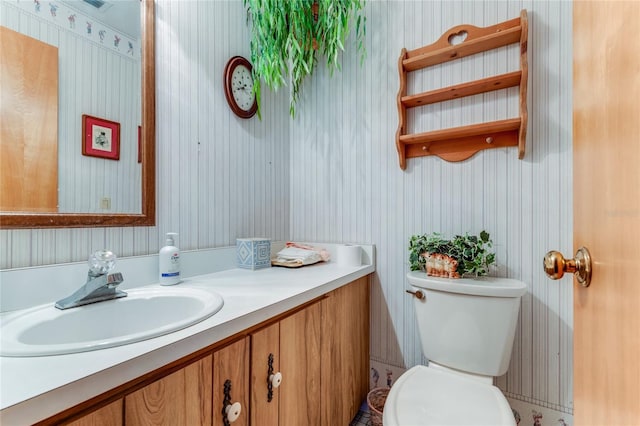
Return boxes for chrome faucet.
[55,250,127,310]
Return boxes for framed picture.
[82,114,120,160]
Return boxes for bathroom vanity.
[0,247,374,425]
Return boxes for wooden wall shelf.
[396,10,528,169]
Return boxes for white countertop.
[0,260,374,425]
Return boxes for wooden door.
[213,337,249,426]
[320,277,370,426]
[279,302,322,426]
[0,26,58,212]
[251,322,280,426]
[573,2,640,425]
[125,356,212,425]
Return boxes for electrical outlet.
[100,197,111,210]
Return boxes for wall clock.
[223,56,258,119]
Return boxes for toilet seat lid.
[382,365,515,426]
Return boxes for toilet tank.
[407,272,527,377]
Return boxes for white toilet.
[383,271,527,426]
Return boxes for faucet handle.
[88,250,117,276]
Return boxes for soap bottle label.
[162,252,180,277]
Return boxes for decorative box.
[236,238,271,270]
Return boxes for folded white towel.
[275,247,322,265]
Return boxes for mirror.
[0,0,155,228]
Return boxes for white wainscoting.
[289,0,573,415]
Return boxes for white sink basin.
[0,286,224,357]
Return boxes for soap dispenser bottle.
[159,232,181,285]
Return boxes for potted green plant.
[409,231,496,278]
[244,0,366,117]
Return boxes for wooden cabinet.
[250,277,369,426]
[251,302,322,426]
[280,302,322,426]
[46,277,369,426]
[64,357,216,426]
[321,276,370,425]
[250,322,280,426]
[213,338,249,426]
[124,339,249,426]
[66,400,123,426]
[125,356,212,425]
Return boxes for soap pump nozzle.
[166,232,178,246]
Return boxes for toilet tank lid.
[407,272,527,298]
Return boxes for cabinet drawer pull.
[222,379,241,425]
[269,372,283,388]
[267,353,283,402]
[225,402,242,423]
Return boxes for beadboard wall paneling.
[0,0,290,269]
[155,0,290,249]
[0,0,573,417]
[289,1,573,414]
[1,2,141,214]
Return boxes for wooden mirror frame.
[0,0,156,229]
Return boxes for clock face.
[224,56,258,118]
[231,65,255,111]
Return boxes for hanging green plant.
[244,0,366,118]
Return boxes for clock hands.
[233,75,253,92]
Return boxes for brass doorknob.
[543,247,592,287]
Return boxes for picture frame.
[82,114,120,160]
[138,125,142,163]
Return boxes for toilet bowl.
[383,272,527,426]
[383,365,514,426]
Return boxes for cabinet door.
[251,322,280,426]
[213,337,249,426]
[321,277,370,425]
[125,356,212,426]
[66,400,123,426]
[279,302,322,426]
